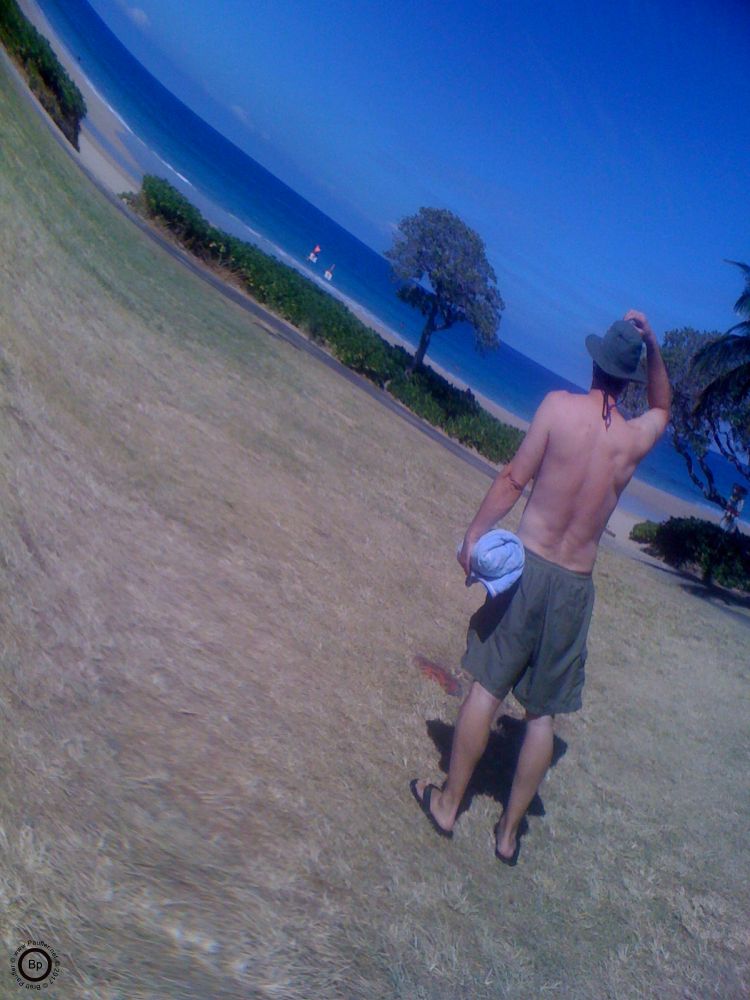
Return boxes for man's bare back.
[516,388,665,572]
[458,310,671,575]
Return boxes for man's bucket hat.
[586,319,647,383]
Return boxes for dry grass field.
[1,61,748,999]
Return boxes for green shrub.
[401,365,482,420]
[629,520,660,544]
[643,516,750,590]
[0,0,86,147]
[389,372,447,425]
[133,176,526,465]
[446,410,525,464]
[140,175,212,250]
[389,370,524,463]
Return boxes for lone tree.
[385,207,504,370]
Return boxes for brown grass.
[1,61,748,999]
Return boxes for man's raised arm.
[624,309,671,452]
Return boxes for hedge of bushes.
[0,0,86,148]
[630,516,750,590]
[128,175,525,464]
[388,367,524,463]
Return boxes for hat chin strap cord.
[600,390,617,429]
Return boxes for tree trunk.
[408,303,438,373]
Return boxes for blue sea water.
[34,0,748,522]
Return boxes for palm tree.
[694,260,750,411]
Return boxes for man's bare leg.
[413,681,501,833]
[495,712,553,860]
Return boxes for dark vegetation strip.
[0,0,86,148]
[630,518,750,590]
[126,176,525,465]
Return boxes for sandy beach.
[17,0,732,563]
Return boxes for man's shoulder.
[524,392,586,441]
[548,388,586,403]
[624,406,670,458]
[537,389,586,415]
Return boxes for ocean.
[34,0,748,523]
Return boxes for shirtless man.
[411,310,671,863]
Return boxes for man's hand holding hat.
[623,309,656,344]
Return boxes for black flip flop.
[493,820,520,866]
[409,780,453,839]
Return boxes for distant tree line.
[127,175,524,465]
[0,0,86,148]
[623,261,750,512]
[625,261,750,591]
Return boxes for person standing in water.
[411,310,671,864]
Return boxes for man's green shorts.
[462,548,595,716]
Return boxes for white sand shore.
[18,0,734,558]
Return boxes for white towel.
[459,529,525,597]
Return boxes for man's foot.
[493,815,520,866]
[409,779,454,839]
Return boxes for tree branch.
[713,428,750,482]
[672,435,726,507]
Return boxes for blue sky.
[88,0,748,384]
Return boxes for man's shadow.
[636,548,750,612]
[425,715,568,827]
[679,579,750,613]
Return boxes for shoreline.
[18,0,142,194]
[16,0,741,551]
